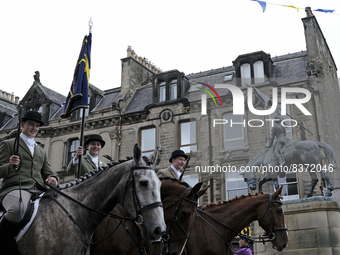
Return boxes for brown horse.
[186,186,288,255]
[91,178,208,255]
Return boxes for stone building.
[0,7,339,254]
[0,8,339,203]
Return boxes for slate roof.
[37,83,66,106]
[92,87,120,111]
[186,51,308,103]
[0,114,18,131]
[124,85,153,114]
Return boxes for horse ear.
[190,182,203,195]
[197,185,209,198]
[273,185,284,199]
[133,144,142,164]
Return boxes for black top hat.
[84,134,105,148]
[21,111,45,126]
[169,149,188,163]
[236,235,251,242]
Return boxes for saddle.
[0,190,56,242]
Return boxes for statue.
[34,71,40,83]
[243,85,336,198]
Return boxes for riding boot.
[0,217,21,255]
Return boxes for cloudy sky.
[1,0,339,101]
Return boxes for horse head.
[160,179,209,255]
[241,171,257,190]
[120,144,166,241]
[257,185,288,252]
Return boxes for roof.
[124,85,153,114]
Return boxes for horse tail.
[316,141,337,168]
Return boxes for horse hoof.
[325,191,333,197]
[304,194,312,198]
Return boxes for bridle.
[123,161,163,225]
[257,193,287,242]
[46,160,163,254]
[161,186,198,253]
[196,193,288,253]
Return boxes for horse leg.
[320,169,334,196]
[305,171,319,198]
[258,176,273,193]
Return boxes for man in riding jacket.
[234,235,252,255]
[0,111,58,254]
[67,134,107,177]
[157,150,188,181]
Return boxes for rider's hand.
[9,155,20,170]
[74,146,84,160]
[46,177,58,186]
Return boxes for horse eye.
[181,211,190,218]
[277,208,283,214]
[139,180,149,187]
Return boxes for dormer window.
[169,79,177,100]
[254,60,265,83]
[233,51,272,87]
[153,70,188,104]
[240,63,251,86]
[159,81,166,102]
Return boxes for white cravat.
[171,165,181,179]
[20,133,35,155]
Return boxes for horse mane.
[159,177,191,188]
[58,156,149,191]
[202,192,264,208]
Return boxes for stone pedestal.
[253,196,340,255]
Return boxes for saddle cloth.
[0,192,44,242]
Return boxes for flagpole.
[77,18,93,179]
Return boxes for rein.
[45,161,163,254]
[161,186,198,253]
[257,193,288,242]
[196,193,287,253]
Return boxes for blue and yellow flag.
[61,33,92,118]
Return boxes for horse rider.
[157,150,188,181]
[234,235,252,255]
[266,115,288,166]
[67,134,107,177]
[0,111,58,254]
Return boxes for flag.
[282,5,299,12]
[60,33,92,118]
[251,0,266,13]
[314,9,335,13]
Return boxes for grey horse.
[243,141,336,197]
[15,144,166,255]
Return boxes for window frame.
[223,113,245,149]
[179,120,197,154]
[139,126,156,157]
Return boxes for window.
[226,174,248,199]
[159,81,166,102]
[68,139,80,163]
[140,127,156,157]
[35,105,43,113]
[223,113,244,149]
[254,61,265,84]
[169,79,177,100]
[240,63,251,86]
[180,120,197,154]
[276,172,299,200]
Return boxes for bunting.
[251,0,337,15]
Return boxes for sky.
[1,0,340,101]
